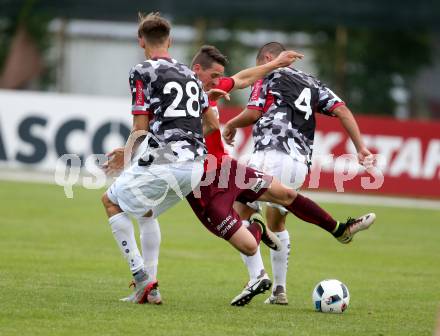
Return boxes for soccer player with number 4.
[223,42,376,306]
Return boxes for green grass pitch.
[0,180,439,336]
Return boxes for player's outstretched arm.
[332,105,374,167]
[222,108,262,145]
[202,107,220,136]
[230,50,304,90]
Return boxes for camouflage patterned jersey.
[129,57,209,162]
[247,67,345,164]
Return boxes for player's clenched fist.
[274,50,304,68]
[102,147,125,176]
[222,123,237,146]
[207,88,230,102]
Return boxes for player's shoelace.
[345,216,365,233]
[345,217,356,229]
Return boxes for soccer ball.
[312,279,350,313]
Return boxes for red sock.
[286,194,337,233]
[247,222,262,244]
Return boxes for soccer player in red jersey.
[187,46,375,307]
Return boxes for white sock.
[270,230,290,294]
[138,216,161,279]
[240,220,265,282]
[109,212,144,274]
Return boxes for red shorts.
[186,157,273,240]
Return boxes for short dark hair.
[256,42,286,62]
[137,12,171,45]
[191,45,228,69]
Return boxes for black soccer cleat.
[231,273,272,306]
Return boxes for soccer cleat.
[121,281,163,304]
[231,273,272,306]
[337,213,376,244]
[250,213,282,251]
[147,288,162,305]
[120,291,137,303]
[264,292,289,305]
[120,280,138,303]
[120,279,159,304]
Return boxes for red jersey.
[205,77,235,162]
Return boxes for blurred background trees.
[1,0,439,118]
[310,28,433,116]
[0,0,53,89]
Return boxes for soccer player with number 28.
[101,12,299,304]
[103,36,304,304]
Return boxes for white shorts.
[247,150,308,214]
[107,160,204,219]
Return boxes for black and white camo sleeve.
[129,67,152,116]
[316,81,345,116]
[246,79,268,111]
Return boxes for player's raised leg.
[257,178,376,243]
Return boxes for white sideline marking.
[303,191,440,210]
[0,170,57,185]
[1,169,439,210]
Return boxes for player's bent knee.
[283,188,297,206]
[101,192,118,210]
[101,192,110,207]
[101,193,123,217]
[241,243,258,256]
[249,245,258,256]
[228,226,258,256]
[268,184,297,206]
[240,237,258,256]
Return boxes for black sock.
[332,221,347,237]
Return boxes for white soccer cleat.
[120,279,159,304]
[231,273,272,306]
[337,213,376,244]
[264,292,289,305]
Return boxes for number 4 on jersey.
[294,88,312,120]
